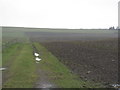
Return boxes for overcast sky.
[0,0,119,29]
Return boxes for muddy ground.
[41,39,118,86]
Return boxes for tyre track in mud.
[31,43,56,88]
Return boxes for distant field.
[2,27,118,88]
[3,26,118,42]
[26,28,117,42]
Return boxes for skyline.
[0,0,119,29]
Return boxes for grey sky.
[0,0,119,29]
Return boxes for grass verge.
[2,43,22,66]
[3,43,37,88]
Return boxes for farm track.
[32,43,56,88]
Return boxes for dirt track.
[32,44,56,88]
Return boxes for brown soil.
[41,38,118,86]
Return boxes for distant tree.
[109,26,115,30]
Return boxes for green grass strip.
[2,43,21,65]
[3,43,37,88]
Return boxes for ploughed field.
[27,30,118,86]
[41,39,118,86]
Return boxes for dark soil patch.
[41,38,118,86]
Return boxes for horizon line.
[0,25,111,30]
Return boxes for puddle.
[36,82,55,88]
[42,84,53,88]
[0,68,6,71]
[41,88,52,90]
[36,69,56,88]
[111,84,120,88]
